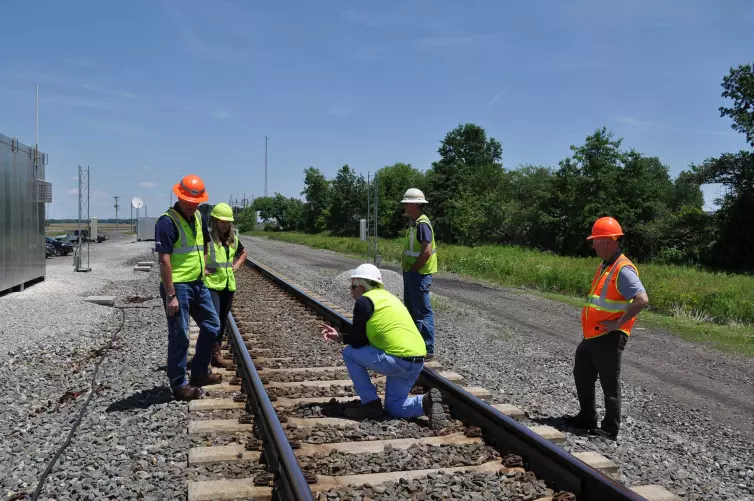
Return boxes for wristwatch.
[167,293,176,301]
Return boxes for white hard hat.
[401,188,428,204]
[350,263,383,284]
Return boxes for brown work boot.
[173,385,204,401]
[190,371,223,387]
[210,343,229,368]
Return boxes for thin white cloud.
[487,89,506,106]
[45,93,144,114]
[181,103,230,119]
[139,182,158,188]
[161,0,251,63]
[71,176,78,181]
[142,165,151,171]
[67,188,78,195]
[328,101,353,117]
[616,116,654,128]
[692,130,738,137]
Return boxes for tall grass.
[248,231,754,327]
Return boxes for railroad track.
[184,258,680,501]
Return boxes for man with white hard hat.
[400,188,438,359]
[321,263,445,427]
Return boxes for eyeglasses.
[350,285,359,290]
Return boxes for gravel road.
[0,233,194,500]
[241,235,754,501]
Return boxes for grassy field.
[45,223,125,236]
[247,231,754,357]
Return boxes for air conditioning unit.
[33,180,53,203]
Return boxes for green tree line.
[237,64,754,273]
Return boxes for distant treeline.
[234,63,754,273]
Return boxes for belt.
[401,356,425,363]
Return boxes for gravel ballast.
[0,234,194,500]
[242,235,754,501]
[314,469,553,501]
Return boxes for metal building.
[0,133,51,293]
[136,216,158,241]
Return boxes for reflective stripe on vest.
[161,208,204,283]
[581,254,639,339]
[204,234,238,291]
[402,214,438,274]
[363,288,427,358]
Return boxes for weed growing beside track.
[247,231,754,357]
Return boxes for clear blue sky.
[1,0,752,219]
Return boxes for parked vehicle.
[63,229,92,243]
[45,242,56,258]
[46,236,73,256]
[97,232,107,243]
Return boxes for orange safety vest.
[581,254,639,339]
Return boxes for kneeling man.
[321,264,443,429]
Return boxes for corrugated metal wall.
[0,133,48,292]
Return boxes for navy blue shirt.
[344,296,374,348]
[416,222,432,244]
[155,204,210,255]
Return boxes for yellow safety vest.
[363,289,427,357]
[204,234,238,292]
[161,208,204,283]
[402,214,438,274]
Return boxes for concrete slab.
[629,485,681,501]
[573,451,618,473]
[527,425,565,443]
[137,261,154,267]
[492,403,525,420]
[83,296,115,307]
[133,265,151,272]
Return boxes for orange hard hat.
[173,174,208,203]
[586,217,624,240]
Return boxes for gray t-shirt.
[616,266,645,299]
[598,252,646,299]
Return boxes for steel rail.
[226,309,315,501]
[242,256,647,501]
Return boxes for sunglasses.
[350,285,359,290]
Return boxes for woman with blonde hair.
[204,203,248,367]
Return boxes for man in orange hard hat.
[564,217,649,440]
[155,174,223,401]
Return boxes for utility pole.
[264,134,268,197]
[114,196,120,231]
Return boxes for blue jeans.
[342,345,425,418]
[403,271,435,355]
[160,281,220,391]
[209,288,235,344]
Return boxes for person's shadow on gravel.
[529,415,591,437]
[106,386,174,412]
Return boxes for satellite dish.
[131,196,144,209]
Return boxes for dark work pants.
[209,288,235,345]
[573,330,628,434]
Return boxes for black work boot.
[344,398,384,420]
[422,388,447,432]
[562,414,598,431]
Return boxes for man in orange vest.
[565,217,649,440]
